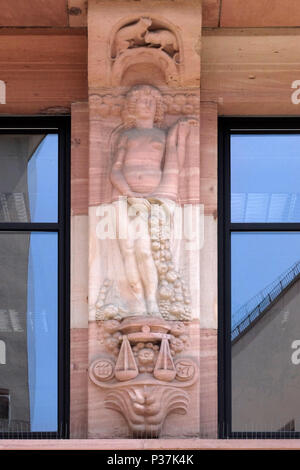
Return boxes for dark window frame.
[0,116,70,439]
[0,388,10,423]
[218,117,300,439]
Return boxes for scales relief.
[89,317,198,437]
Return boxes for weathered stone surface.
[70,328,88,438]
[71,102,89,215]
[200,102,217,215]
[199,328,217,438]
[71,215,89,329]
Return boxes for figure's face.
[135,93,156,121]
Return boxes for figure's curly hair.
[122,85,164,128]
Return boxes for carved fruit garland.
[150,205,191,321]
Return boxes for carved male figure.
[110,85,197,317]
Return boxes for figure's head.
[122,85,164,128]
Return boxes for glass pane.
[231,232,300,433]
[0,232,58,432]
[0,134,58,223]
[231,134,300,222]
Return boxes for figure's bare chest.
[124,131,166,165]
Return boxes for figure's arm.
[149,126,178,201]
[164,120,188,170]
[151,119,198,201]
[176,120,189,170]
[175,118,200,169]
[110,134,138,197]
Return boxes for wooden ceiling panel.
[0,0,68,27]
[202,0,220,27]
[68,0,87,27]
[0,34,87,114]
[202,28,300,115]
[221,0,300,28]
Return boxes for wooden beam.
[202,28,300,115]
[221,0,300,28]
[0,33,87,114]
[0,0,68,27]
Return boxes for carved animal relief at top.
[111,17,179,62]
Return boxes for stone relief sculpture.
[111,17,179,61]
[105,386,189,438]
[145,29,178,54]
[89,317,198,437]
[94,84,199,322]
[90,92,200,119]
[110,17,181,85]
[87,1,201,439]
[112,17,153,57]
[89,85,199,437]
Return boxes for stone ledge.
[0,439,300,450]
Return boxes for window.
[219,118,300,438]
[0,117,70,438]
[0,389,9,424]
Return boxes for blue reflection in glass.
[27,232,58,432]
[231,134,300,222]
[27,135,58,223]
[231,232,300,327]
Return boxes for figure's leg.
[118,238,147,312]
[135,232,160,316]
[118,237,148,316]
[115,202,147,314]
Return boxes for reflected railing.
[231,260,300,342]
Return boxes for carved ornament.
[89,316,198,437]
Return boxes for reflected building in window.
[0,135,44,431]
[0,134,58,432]
[232,259,300,433]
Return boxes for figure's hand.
[127,197,151,212]
[178,119,191,139]
[147,196,176,216]
[177,118,198,141]
[178,117,199,126]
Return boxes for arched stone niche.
[109,16,183,87]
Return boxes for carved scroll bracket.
[104,385,189,438]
